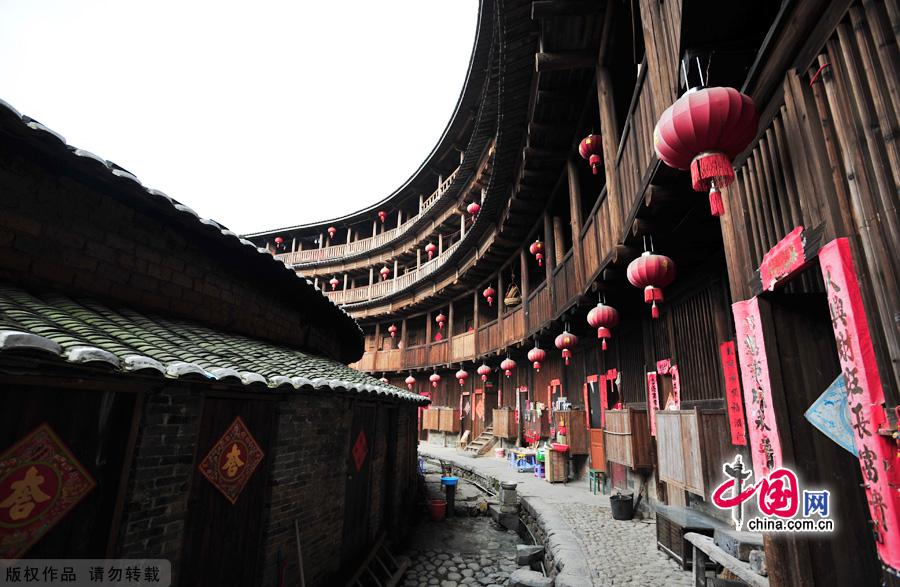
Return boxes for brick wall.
[117,384,202,583]
[0,138,356,362]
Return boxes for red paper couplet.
[820,238,900,568]
[732,297,782,480]
[719,341,747,446]
[669,365,682,409]
[646,372,660,437]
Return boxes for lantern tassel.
[537,256,543,267]
[690,152,734,192]
[652,301,660,319]
[709,187,725,217]
[589,154,601,175]
[644,286,664,303]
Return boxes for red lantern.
[555,330,577,366]
[456,369,469,386]
[379,376,389,384]
[527,347,546,371]
[500,358,517,378]
[274,236,284,247]
[483,286,495,307]
[477,363,491,381]
[429,372,441,388]
[578,134,603,175]
[380,266,390,280]
[627,251,676,319]
[405,374,416,390]
[467,202,481,217]
[327,226,337,239]
[529,240,544,266]
[329,276,340,290]
[388,324,398,338]
[425,242,437,260]
[436,312,446,330]
[587,301,620,351]
[377,210,387,223]
[654,87,759,217]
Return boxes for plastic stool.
[534,463,545,478]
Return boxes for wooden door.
[584,375,606,471]
[473,390,484,438]
[181,395,276,587]
[767,291,879,586]
[0,383,138,558]
[460,392,471,437]
[340,403,376,574]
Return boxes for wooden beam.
[611,245,638,266]
[535,51,596,72]
[531,0,604,19]
[631,218,653,237]
[523,146,567,161]
[644,184,678,208]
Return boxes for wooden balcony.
[274,167,460,266]
[323,240,461,305]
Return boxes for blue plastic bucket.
[440,476,459,486]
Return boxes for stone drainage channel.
[400,459,551,587]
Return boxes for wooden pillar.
[473,290,480,354]
[417,249,422,269]
[291,237,297,252]
[552,217,566,266]
[397,209,403,226]
[343,273,348,290]
[448,300,455,339]
[460,213,466,238]
[520,249,530,300]
[351,277,356,288]
[567,158,585,287]
[347,227,352,244]
[426,311,433,345]
[438,233,444,256]
[393,259,399,280]
[298,240,303,251]
[318,233,323,249]
[314,277,319,288]
[374,323,382,351]
[369,267,374,285]
[401,318,408,350]
[596,66,622,235]
[498,270,505,320]
[419,194,424,211]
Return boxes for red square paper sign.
[198,416,265,505]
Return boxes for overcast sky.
[1,0,478,234]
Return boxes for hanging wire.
[695,56,705,87]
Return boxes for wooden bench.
[684,532,769,587]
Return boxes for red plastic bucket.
[428,498,447,521]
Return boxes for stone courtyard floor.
[419,443,691,586]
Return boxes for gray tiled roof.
[0,284,428,404]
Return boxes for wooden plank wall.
[721,1,900,401]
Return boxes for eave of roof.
[0,284,428,404]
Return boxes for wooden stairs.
[463,426,497,457]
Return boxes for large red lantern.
[327,226,337,239]
[429,372,442,388]
[274,236,284,247]
[329,276,340,290]
[527,346,546,371]
[380,266,390,280]
[529,239,544,267]
[578,134,603,175]
[467,202,481,217]
[500,358,517,378]
[627,251,676,319]
[654,87,759,217]
[435,312,446,330]
[477,363,491,381]
[483,286,495,307]
[388,324,398,338]
[587,300,620,351]
[555,330,577,366]
[456,368,469,386]
[377,210,387,223]
[425,242,437,260]
[405,374,416,390]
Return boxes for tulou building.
[247,0,900,585]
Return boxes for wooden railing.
[275,167,460,266]
[450,331,475,362]
[502,306,524,346]
[324,240,461,305]
[551,251,579,313]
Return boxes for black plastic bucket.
[610,492,634,520]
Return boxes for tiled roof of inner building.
[0,98,363,361]
[0,284,428,404]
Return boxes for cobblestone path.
[555,502,691,586]
[402,516,522,587]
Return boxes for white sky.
[0,0,478,234]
